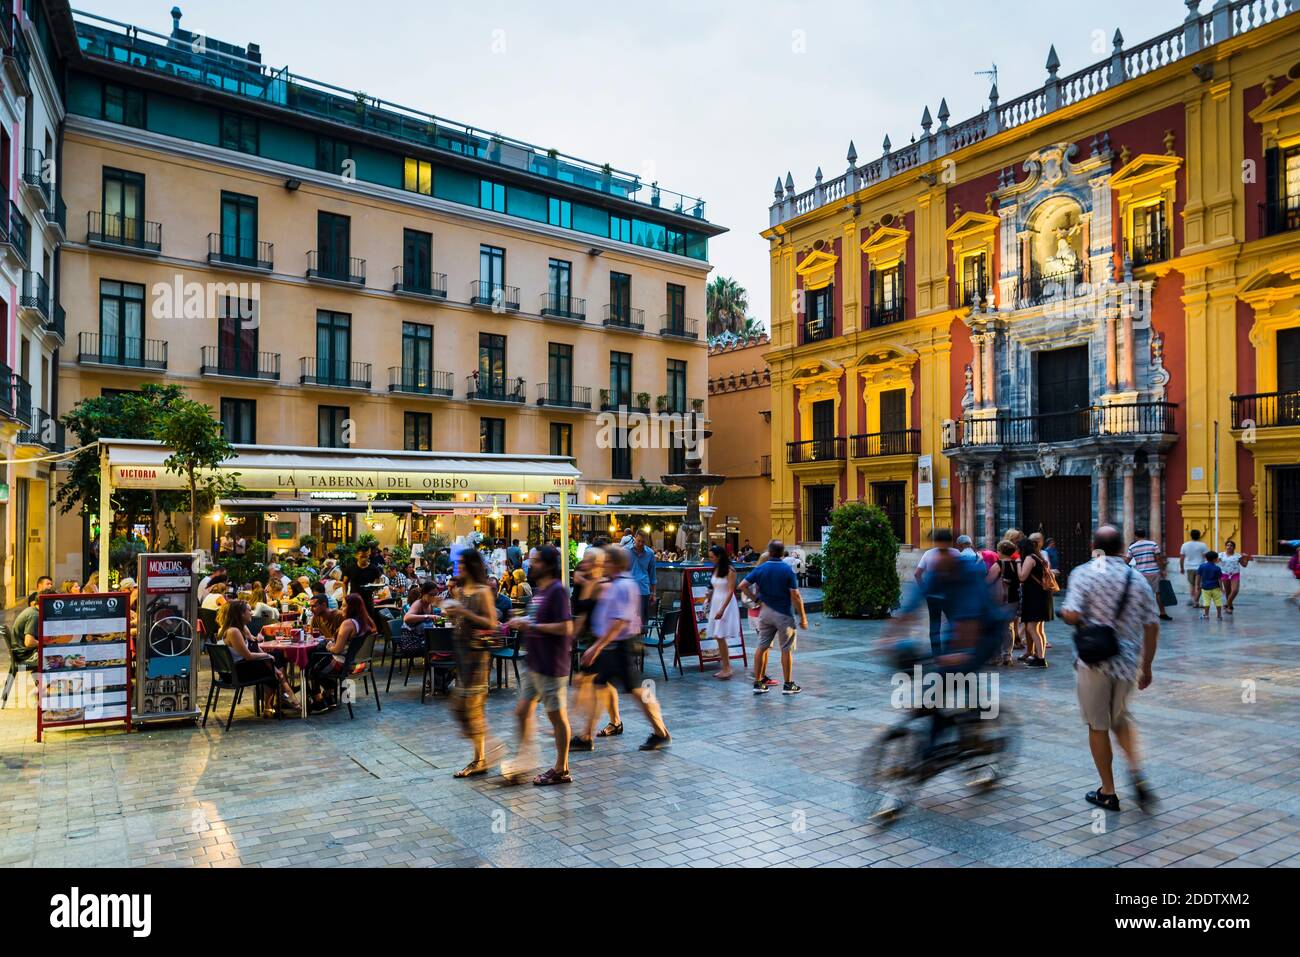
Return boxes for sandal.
[597,722,624,737]
[569,735,594,752]
[714,672,733,680]
[533,767,572,787]
[454,761,489,779]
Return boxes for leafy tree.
[822,501,900,619]
[56,384,190,544]
[706,275,750,337]
[154,396,241,550]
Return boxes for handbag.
[1042,564,1061,594]
[392,627,426,658]
[1157,577,1178,608]
[1073,569,1133,665]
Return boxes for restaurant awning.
[220,498,418,514]
[102,440,581,495]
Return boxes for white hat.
[120,578,137,588]
[267,563,281,571]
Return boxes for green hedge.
[821,501,900,619]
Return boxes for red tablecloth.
[259,638,325,668]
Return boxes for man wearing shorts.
[1127,528,1172,621]
[505,545,574,785]
[739,540,809,696]
[578,545,671,751]
[1179,529,1209,606]
[1060,525,1160,814]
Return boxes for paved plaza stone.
[2,594,1298,869]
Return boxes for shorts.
[585,640,643,693]
[520,669,567,712]
[1075,666,1135,732]
[1221,573,1240,583]
[1200,587,1224,608]
[1186,570,1200,588]
[756,606,797,654]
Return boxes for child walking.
[1198,550,1224,621]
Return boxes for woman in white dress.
[705,545,741,679]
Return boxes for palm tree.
[707,276,749,337]
[742,317,767,339]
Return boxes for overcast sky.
[97,0,1186,324]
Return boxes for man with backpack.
[1060,525,1161,814]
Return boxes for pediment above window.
[859,225,910,263]
[1109,153,1183,197]
[945,211,999,243]
[794,248,839,291]
[1249,79,1300,146]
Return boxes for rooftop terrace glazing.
[71,9,710,222]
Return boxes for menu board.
[136,554,200,724]
[37,593,132,741]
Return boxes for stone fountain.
[661,412,725,562]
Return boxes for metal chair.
[491,629,525,689]
[640,609,682,681]
[197,606,221,641]
[384,617,428,693]
[201,642,280,730]
[2,623,37,709]
[422,626,457,702]
[316,632,382,719]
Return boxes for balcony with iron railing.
[466,375,526,403]
[599,391,650,413]
[539,292,586,321]
[47,302,65,340]
[760,454,772,476]
[200,346,281,381]
[1230,390,1300,430]
[602,304,645,332]
[868,296,906,327]
[944,402,1177,449]
[392,266,448,300]
[78,332,169,370]
[787,436,847,465]
[2,201,29,263]
[42,192,66,238]
[299,357,371,389]
[537,383,592,410]
[1129,225,1170,267]
[306,251,365,285]
[17,407,63,451]
[9,371,30,426]
[208,233,273,270]
[21,147,51,207]
[389,367,454,397]
[1019,265,1084,306]
[802,317,834,343]
[659,315,699,340]
[0,362,12,418]
[656,393,690,415]
[1259,195,1300,238]
[469,280,520,310]
[87,211,162,253]
[73,10,709,226]
[19,270,49,321]
[2,13,30,95]
[959,273,989,310]
[851,429,921,458]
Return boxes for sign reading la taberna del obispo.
[111,466,578,494]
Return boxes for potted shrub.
[637,392,652,412]
[806,552,824,588]
[821,501,900,618]
[599,388,611,409]
[691,397,705,413]
[654,394,669,413]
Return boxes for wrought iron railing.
[539,292,585,320]
[17,407,63,451]
[603,304,645,331]
[659,315,699,339]
[787,437,847,464]
[469,280,520,310]
[1259,195,1300,238]
[466,375,526,403]
[1231,390,1300,429]
[20,270,49,320]
[392,266,448,299]
[537,383,592,409]
[307,251,365,284]
[851,429,921,458]
[1129,225,1170,266]
[78,332,168,369]
[299,357,371,388]
[209,233,274,270]
[945,402,1177,448]
[201,346,281,380]
[389,367,454,396]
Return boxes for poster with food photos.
[37,592,132,741]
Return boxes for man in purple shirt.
[505,545,574,786]
[575,545,672,752]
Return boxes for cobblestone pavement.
[2,592,1298,868]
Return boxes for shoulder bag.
[1073,569,1132,665]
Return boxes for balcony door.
[879,388,907,453]
[548,343,573,404]
[402,322,433,392]
[102,168,144,243]
[479,332,507,396]
[220,192,258,263]
[217,299,258,375]
[316,310,351,384]
[480,245,505,291]
[806,485,835,543]
[403,229,432,290]
[811,398,835,458]
[610,351,632,408]
[1279,328,1300,425]
[872,481,907,544]
[666,283,685,332]
[610,272,631,323]
[1036,345,1089,442]
[549,259,571,313]
[99,280,144,364]
[317,211,351,279]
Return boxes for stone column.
[1104,314,1118,392]
[981,461,997,548]
[1148,456,1164,557]
[1121,304,1136,390]
[1120,454,1137,546]
[955,464,973,538]
[1096,457,1112,526]
[983,329,997,407]
[971,334,985,410]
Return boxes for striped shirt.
[1127,539,1163,576]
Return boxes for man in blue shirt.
[627,530,657,635]
[739,540,809,696]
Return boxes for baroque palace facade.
[44,4,723,580]
[764,0,1300,575]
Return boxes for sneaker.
[639,733,671,751]
[761,675,779,687]
[782,682,802,695]
[1085,788,1120,812]
[1025,657,1048,668]
[752,680,769,694]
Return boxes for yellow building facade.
[765,2,1300,574]
[50,7,724,580]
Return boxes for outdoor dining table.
[258,634,326,718]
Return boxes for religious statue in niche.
[1045,221,1082,276]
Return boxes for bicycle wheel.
[860,718,923,821]
[964,705,1019,790]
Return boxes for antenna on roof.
[975,63,998,88]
